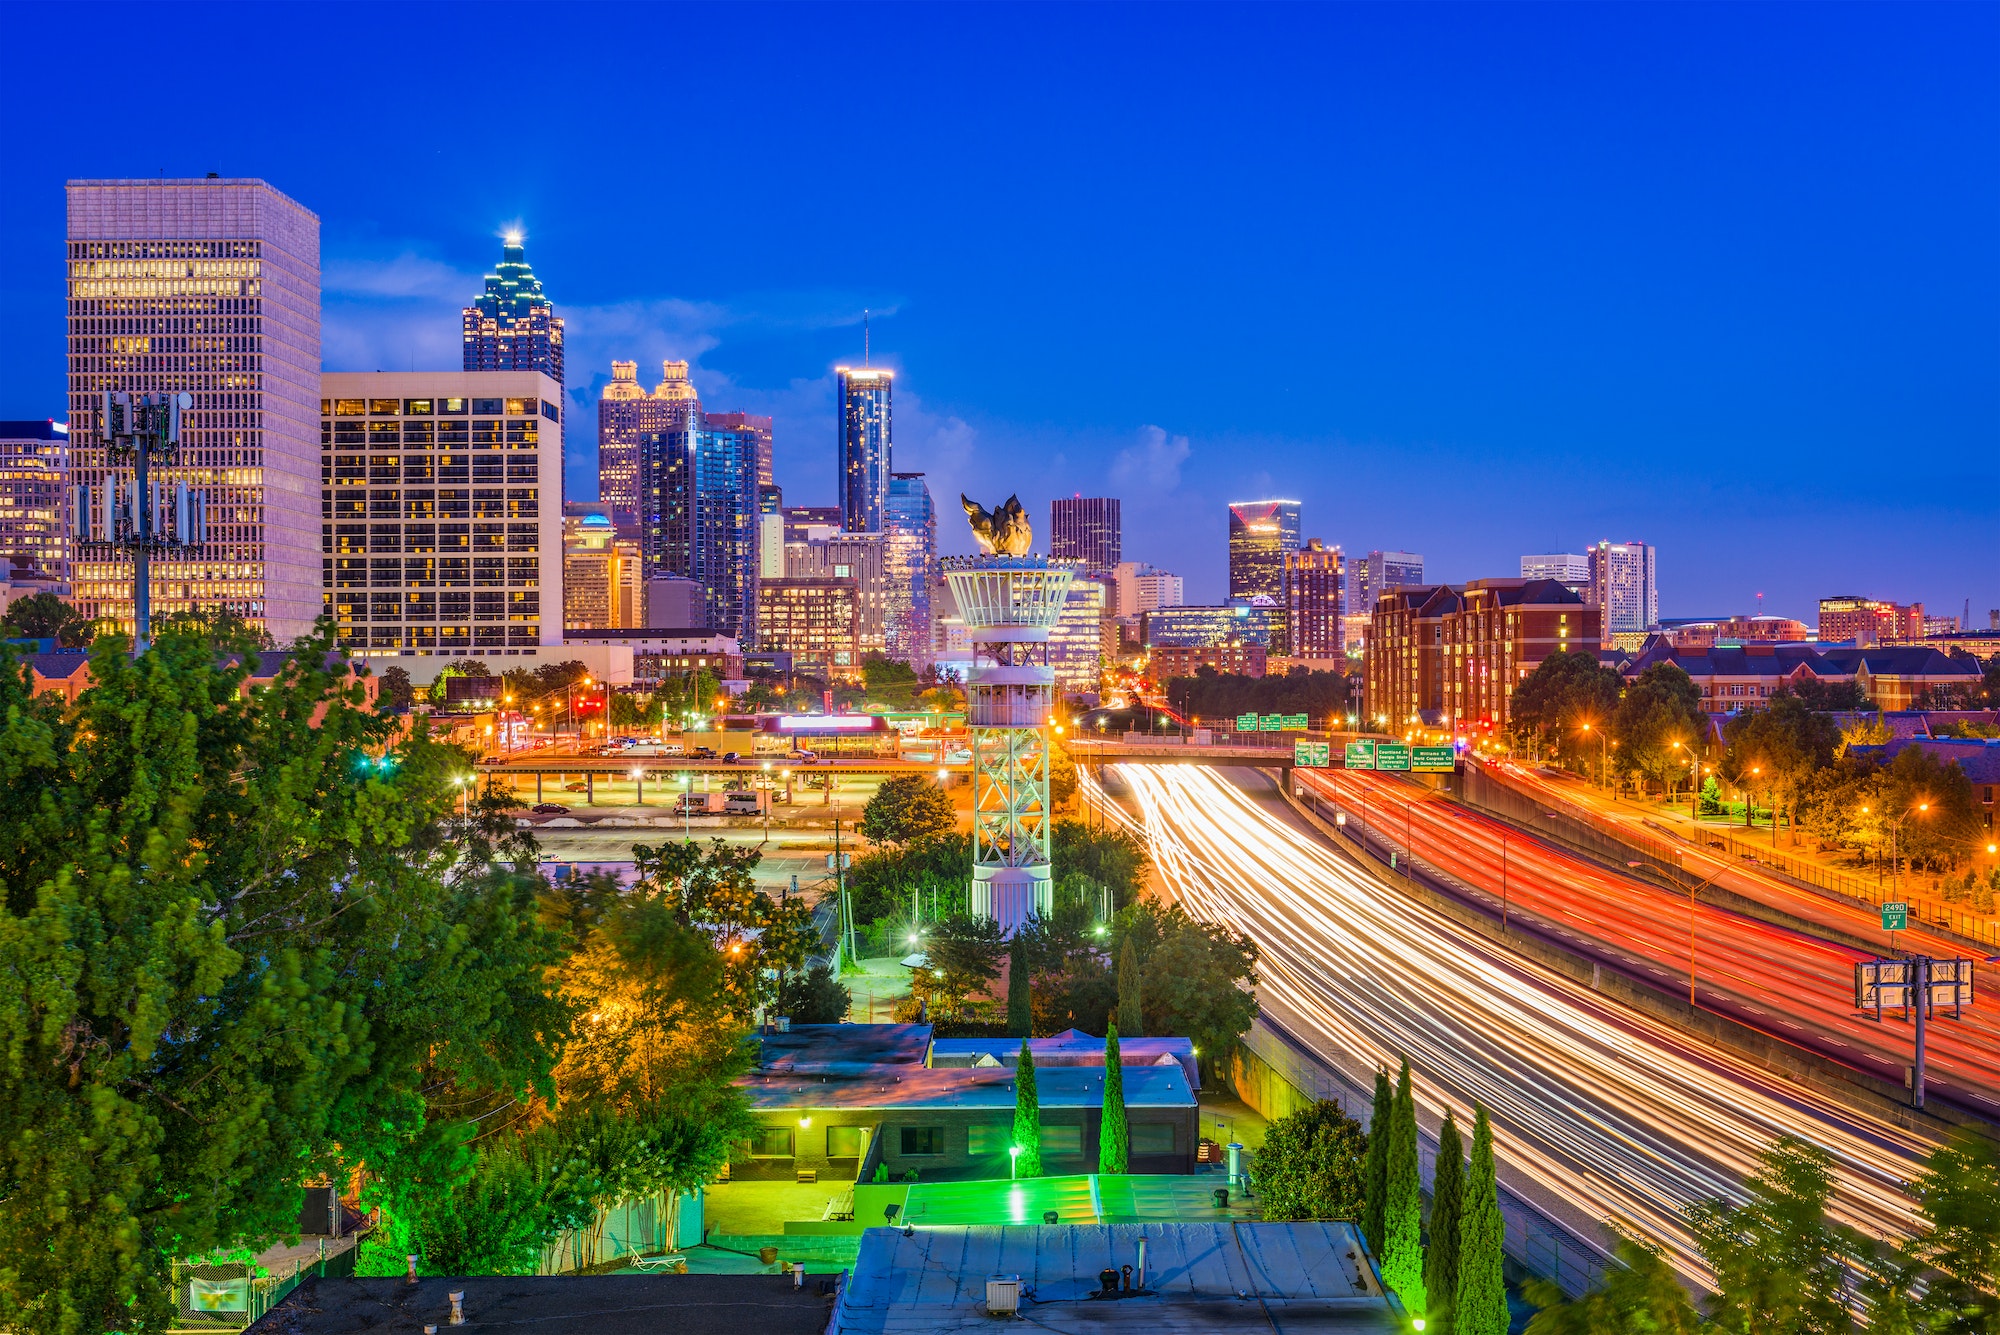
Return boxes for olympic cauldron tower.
[946,494,1080,935]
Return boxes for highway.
[1104,763,1939,1287]
[1300,767,2000,1119]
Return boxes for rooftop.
[741,1063,1197,1112]
[758,1023,934,1074]
[929,1028,1200,1089]
[249,1275,834,1335]
[831,1222,1396,1333]
[894,1173,1257,1228]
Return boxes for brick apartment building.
[1367,579,1599,734]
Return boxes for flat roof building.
[1227,499,1301,602]
[0,420,67,580]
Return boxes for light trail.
[1099,763,1937,1286]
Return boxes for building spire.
[863,308,870,368]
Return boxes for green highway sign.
[1412,746,1456,772]
[1259,715,1282,731]
[1881,902,1908,931]
[1375,743,1412,771]
[1294,739,1331,767]
[1282,713,1308,730]
[1237,713,1259,731]
[1344,740,1376,769]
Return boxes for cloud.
[1111,424,1192,492]
[324,252,478,300]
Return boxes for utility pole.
[72,391,205,650]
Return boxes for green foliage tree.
[1904,1128,2000,1333]
[0,589,95,647]
[1117,935,1145,1037]
[775,963,851,1024]
[1614,662,1707,798]
[1048,737,1079,811]
[861,773,957,847]
[1254,1099,1367,1223]
[845,832,972,927]
[630,838,815,1018]
[1381,1058,1426,1315]
[150,604,274,650]
[1792,677,1874,712]
[1051,819,1150,914]
[1007,931,1032,1037]
[1364,1069,1393,1256]
[1098,1022,1128,1174]
[1117,902,1258,1068]
[1507,650,1622,766]
[1023,899,1120,1037]
[1163,665,1354,724]
[860,653,921,705]
[0,626,563,1333]
[1686,1134,1852,1335]
[1522,1236,1702,1335]
[1877,745,1982,872]
[1425,1112,1465,1335]
[1455,1106,1508,1335]
[1722,691,1841,837]
[377,664,416,712]
[1013,1042,1042,1177]
[918,913,1006,1020]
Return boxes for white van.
[724,791,768,815]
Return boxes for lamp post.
[762,761,773,844]
[1009,1145,1022,1181]
[1580,721,1606,791]
[631,767,644,808]
[1626,857,1726,1009]
[680,773,692,841]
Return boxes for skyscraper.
[66,177,324,641]
[836,367,892,533]
[599,359,700,527]
[1050,496,1121,572]
[1283,539,1345,658]
[0,420,69,579]
[1520,553,1589,592]
[1358,550,1426,614]
[1227,499,1301,601]
[704,411,773,488]
[788,531,888,658]
[884,472,937,666]
[462,234,564,383]
[1588,540,1658,646]
[641,422,760,642]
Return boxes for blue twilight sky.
[1,2,1994,623]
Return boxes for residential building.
[1625,639,1836,715]
[1110,561,1183,617]
[1,558,66,614]
[1521,552,1589,591]
[1048,574,1109,695]
[462,234,564,383]
[757,511,786,579]
[1340,612,1371,657]
[640,422,760,643]
[1227,499,1301,601]
[1922,614,1961,637]
[1815,645,1985,711]
[883,472,936,665]
[836,366,892,533]
[1050,495,1121,573]
[1140,601,1280,649]
[703,411,772,488]
[1445,578,1599,732]
[1283,538,1344,658]
[1356,550,1426,615]
[0,420,68,579]
[1818,595,1925,646]
[1150,641,1268,680]
[67,177,324,641]
[755,577,861,676]
[643,575,705,629]
[1589,540,1658,647]
[1364,584,1462,730]
[562,511,641,629]
[599,359,701,528]
[788,531,888,657]
[321,372,565,659]
[758,482,783,515]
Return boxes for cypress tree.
[1007,931,1031,1037]
[1455,1105,1508,1335]
[1098,1021,1129,1175]
[1381,1058,1427,1315]
[1363,1067,1393,1257]
[1424,1112,1465,1335]
[1012,1041,1042,1177]
[1117,936,1144,1037]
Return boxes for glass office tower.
[462,235,564,383]
[66,177,324,641]
[1050,495,1122,573]
[641,423,760,641]
[1227,499,1302,602]
[884,471,937,666]
[836,367,892,533]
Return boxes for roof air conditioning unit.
[985,1274,1021,1316]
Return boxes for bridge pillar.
[586,773,593,805]
[536,773,543,803]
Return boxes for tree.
[1905,1128,2000,1333]
[0,590,94,647]
[920,913,1006,1019]
[1163,665,1353,724]
[775,963,851,1025]
[377,664,416,713]
[860,773,957,847]
[1012,1042,1042,1177]
[1686,1134,1852,1335]
[0,625,563,1333]
[1381,1058,1426,1315]
[1876,745,1982,872]
[1117,935,1145,1037]
[1119,902,1258,1069]
[630,839,815,1018]
[1048,737,1079,811]
[1098,1022,1128,1174]
[1425,1113,1465,1335]
[1507,651,1621,766]
[1793,677,1873,712]
[1722,691,1840,839]
[1254,1099,1367,1224]
[1614,662,1707,798]
[1007,931,1032,1037]
[860,653,921,706]
[1455,1106,1508,1335]
[1363,1069,1393,1256]
[1522,1236,1702,1335]
[1051,820,1150,914]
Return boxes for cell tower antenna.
[863,309,870,367]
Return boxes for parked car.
[786,749,817,762]
[563,781,588,792]
[691,746,719,759]
[531,803,570,815]
[722,751,741,763]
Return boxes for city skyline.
[2,6,1993,623]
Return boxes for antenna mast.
[864,309,870,367]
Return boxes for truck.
[723,790,770,815]
[674,792,726,815]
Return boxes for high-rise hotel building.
[463,236,564,383]
[598,359,700,526]
[65,178,324,640]
[1050,496,1121,573]
[321,373,564,659]
[836,366,892,533]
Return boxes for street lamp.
[1009,1145,1022,1180]
[631,766,644,807]
[1626,857,1726,1009]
